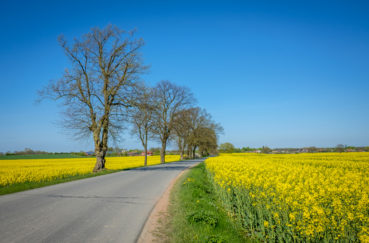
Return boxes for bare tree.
[172,108,193,160]
[172,107,222,159]
[151,81,194,163]
[130,84,154,166]
[186,108,223,158]
[197,126,219,156]
[39,25,147,172]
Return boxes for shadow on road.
[42,194,148,204]
[46,194,139,200]
[132,160,203,172]
[134,165,191,171]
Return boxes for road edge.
[136,161,200,243]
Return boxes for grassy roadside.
[161,162,249,243]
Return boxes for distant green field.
[0,153,89,160]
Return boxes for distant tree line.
[2,148,49,156]
[218,143,369,154]
[0,149,90,157]
[39,25,222,172]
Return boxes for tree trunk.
[182,142,187,160]
[160,140,167,164]
[181,140,188,158]
[178,137,184,160]
[192,145,197,159]
[93,123,108,172]
[187,146,191,158]
[144,137,148,167]
[93,149,105,172]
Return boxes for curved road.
[0,159,203,243]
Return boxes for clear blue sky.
[1,0,368,152]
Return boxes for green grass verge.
[163,162,250,243]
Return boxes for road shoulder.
[137,162,198,243]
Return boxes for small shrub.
[187,210,218,227]
[206,235,226,243]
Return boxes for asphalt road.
[0,159,203,243]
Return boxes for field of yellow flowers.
[0,155,179,187]
[205,152,369,242]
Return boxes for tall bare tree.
[151,81,194,163]
[130,84,154,166]
[196,125,221,156]
[40,25,147,172]
[172,108,193,160]
[185,108,223,158]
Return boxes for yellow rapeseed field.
[0,155,180,187]
[205,152,369,242]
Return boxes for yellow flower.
[0,155,180,186]
[205,152,369,241]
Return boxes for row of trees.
[129,81,222,166]
[40,25,222,172]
